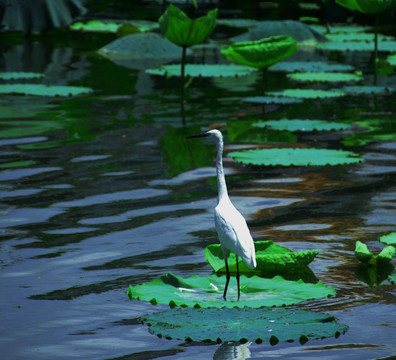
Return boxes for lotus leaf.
[159,5,218,48]
[268,89,345,99]
[253,119,351,132]
[70,19,158,33]
[0,84,92,97]
[221,36,297,69]
[336,0,396,14]
[317,41,396,52]
[242,96,303,104]
[380,233,396,246]
[141,307,348,343]
[228,148,363,167]
[146,64,257,78]
[341,85,394,95]
[0,72,44,80]
[127,271,335,308]
[355,240,395,265]
[205,241,318,276]
[387,53,396,66]
[326,32,394,42]
[269,61,354,73]
[287,72,362,83]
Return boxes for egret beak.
[186,133,209,139]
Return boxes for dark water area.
[1,1,396,359]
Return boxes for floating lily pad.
[287,72,362,83]
[141,307,348,344]
[242,95,303,104]
[341,85,395,95]
[0,72,44,80]
[380,233,396,246]
[269,61,355,73]
[0,84,92,97]
[70,19,158,33]
[228,148,363,166]
[268,89,345,99]
[146,64,257,78]
[253,119,351,132]
[317,40,396,52]
[355,240,395,266]
[127,271,335,308]
[205,241,318,276]
[221,35,297,69]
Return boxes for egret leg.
[236,255,240,300]
[223,257,230,300]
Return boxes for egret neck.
[214,133,228,204]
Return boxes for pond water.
[1,3,396,360]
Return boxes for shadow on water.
[0,3,396,360]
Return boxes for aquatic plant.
[355,240,395,265]
[158,4,217,102]
[141,307,348,344]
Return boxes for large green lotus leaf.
[317,40,396,52]
[269,61,355,73]
[355,240,395,265]
[146,64,257,78]
[159,4,218,47]
[0,84,92,97]
[380,233,396,246]
[287,72,362,83]
[336,0,396,13]
[141,307,348,344]
[228,148,363,167]
[221,36,297,69]
[253,119,351,132]
[205,241,318,276]
[242,95,303,105]
[127,272,335,308]
[268,89,345,99]
[0,72,44,80]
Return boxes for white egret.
[187,129,256,300]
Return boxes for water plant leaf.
[205,240,318,276]
[336,0,396,14]
[127,271,336,308]
[242,96,303,104]
[221,36,297,69]
[341,85,395,95]
[287,72,362,83]
[269,61,355,73]
[159,4,218,48]
[268,89,345,99]
[0,84,92,97]
[146,64,257,77]
[0,72,44,80]
[70,19,158,33]
[355,240,395,265]
[387,53,396,66]
[253,119,351,132]
[141,307,348,343]
[228,148,363,167]
[380,233,396,246]
[317,40,396,52]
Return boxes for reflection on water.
[0,13,396,360]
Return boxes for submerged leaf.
[159,4,218,47]
[205,241,318,276]
[228,148,363,167]
[253,119,351,132]
[127,271,335,308]
[221,36,297,69]
[141,307,348,343]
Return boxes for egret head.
[186,129,223,142]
